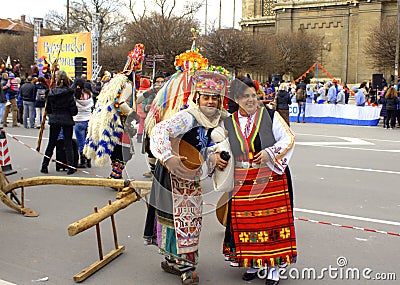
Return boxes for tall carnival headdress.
[144,29,230,135]
[123,43,145,75]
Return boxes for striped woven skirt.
[223,166,297,267]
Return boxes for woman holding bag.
[34,76,49,128]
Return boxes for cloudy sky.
[0,0,242,30]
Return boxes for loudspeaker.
[74,57,88,78]
[271,74,281,87]
[372,73,383,90]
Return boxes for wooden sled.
[0,168,151,217]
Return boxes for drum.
[170,137,203,170]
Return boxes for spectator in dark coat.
[40,70,78,175]
[385,87,398,129]
[0,73,8,124]
[34,76,49,128]
[20,76,36,128]
[275,83,292,126]
[378,86,388,128]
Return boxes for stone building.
[240,0,397,84]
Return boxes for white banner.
[289,103,381,126]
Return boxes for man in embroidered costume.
[84,44,145,179]
[219,76,297,285]
[144,70,228,285]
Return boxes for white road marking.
[0,280,16,285]
[316,164,400,175]
[296,137,374,146]
[312,146,400,152]
[296,132,400,143]
[294,208,400,226]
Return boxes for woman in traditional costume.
[145,70,228,285]
[220,76,297,285]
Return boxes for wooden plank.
[73,246,125,283]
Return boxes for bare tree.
[124,4,201,75]
[44,0,125,46]
[364,20,397,70]
[202,29,266,76]
[124,14,200,75]
[99,42,133,74]
[201,29,320,79]
[126,0,203,20]
[271,32,321,79]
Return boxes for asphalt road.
[0,122,399,285]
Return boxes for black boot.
[66,151,77,175]
[86,158,91,168]
[40,157,50,174]
[40,167,48,174]
[77,152,87,168]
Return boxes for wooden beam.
[73,246,125,283]
[68,192,142,236]
[3,177,124,194]
[3,177,151,194]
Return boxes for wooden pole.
[205,0,208,35]
[233,0,236,29]
[94,207,103,260]
[219,0,222,29]
[109,200,119,249]
[21,177,24,209]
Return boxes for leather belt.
[235,161,261,169]
[235,177,270,186]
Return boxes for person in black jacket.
[34,76,49,128]
[20,76,36,128]
[385,87,399,129]
[40,70,78,175]
[275,83,292,126]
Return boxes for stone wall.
[240,0,397,84]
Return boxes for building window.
[263,0,276,16]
